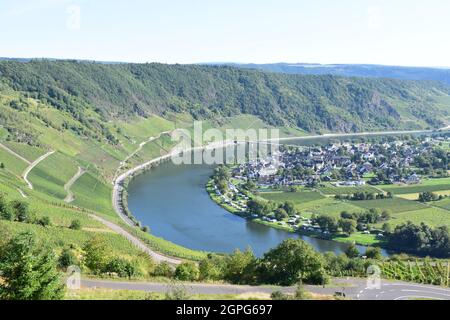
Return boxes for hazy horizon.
[1,0,450,67]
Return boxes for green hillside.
[1,60,449,137]
[0,60,449,275]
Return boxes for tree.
[283,201,296,216]
[381,210,391,221]
[214,165,230,181]
[365,247,382,260]
[345,243,360,259]
[10,200,29,222]
[243,180,256,191]
[174,262,200,281]
[247,199,271,216]
[259,239,328,286]
[83,236,111,273]
[0,195,13,221]
[382,223,392,234]
[199,255,225,281]
[224,248,257,284]
[339,219,357,235]
[315,215,338,233]
[418,192,438,203]
[217,179,228,194]
[0,162,4,169]
[0,232,65,300]
[274,207,288,220]
[58,248,78,269]
[69,219,82,230]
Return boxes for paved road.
[80,277,450,300]
[356,281,450,300]
[22,150,55,189]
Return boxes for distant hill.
[0,60,449,140]
[220,63,450,86]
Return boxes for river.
[127,131,445,257]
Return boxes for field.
[0,219,144,259]
[398,191,450,200]
[259,190,324,204]
[375,207,450,229]
[0,148,28,176]
[317,184,380,195]
[71,172,116,217]
[434,198,450,211]
[28,152,79,199]
[379,178,450,195]
[2,142,46,162]
[350,198,424,213]
[333,233,381,246]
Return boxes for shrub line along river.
[126,131,446,257]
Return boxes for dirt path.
[0,142,31,164]
[22,150,55,189]
[17,188,27,198]
[64,167,86,203]
[88,213,182,265]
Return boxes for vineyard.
[381,260,450,287]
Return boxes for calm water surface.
[128,155,391,256]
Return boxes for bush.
[345,243,360,259]
[58,248,78,269]
[271,290,291,300]
[83,236,111,274]
[365,247,382,260]
[153,262,174,278]
[164,285,191,300]
[103,257,142,278]
[69,219,82,230]
[174,262,200,281]
[199,255,225,281]
[0,196,13,221]
[10,200,29,222]
[37,216,52,227]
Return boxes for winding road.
[64,167,86,203]
[79,277,450,300]
[88,214,182,265]
[22,150,55,189]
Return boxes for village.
[232,135,449,188]
[208,134,450,241]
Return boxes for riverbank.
[112,139,238,261]
[205,178,384,249]
[112,127,448,258]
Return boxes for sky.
[1,0,450,67]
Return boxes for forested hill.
[222,63,450,86]
[1,60,449,133]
